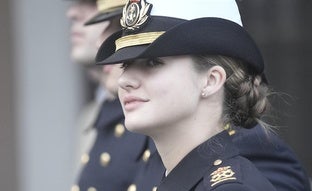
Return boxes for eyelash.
[120,58,163,70]
[120,63,129,69]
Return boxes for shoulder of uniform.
[202,157,245,190]
[204,165,241,189]
[210,182,253,191]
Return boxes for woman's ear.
[201,66,227,97]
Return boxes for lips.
[122,95,149,111]
[70,31,84,44]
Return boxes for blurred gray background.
[0,0,311,191]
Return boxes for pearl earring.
[201,91,207,97]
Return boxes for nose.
[66,4,79,21]
[118,69,140,91]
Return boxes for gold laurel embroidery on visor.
[115,31,165,51]
[97,0,127,12]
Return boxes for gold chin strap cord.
[115,31,165,51]
[97,0,127,12]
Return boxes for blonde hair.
[192,55,271,130]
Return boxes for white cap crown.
[148,0,242,26]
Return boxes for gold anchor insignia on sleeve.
[210,166,237,187]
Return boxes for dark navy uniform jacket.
[76,99,146,191]
[157,130,276,191]
[130,138,164,191]
[232,126,311,191]
[132,125,311,191]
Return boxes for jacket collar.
[94,98,124,130]
[157,130,239,191]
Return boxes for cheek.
[86,26,104,44]
[149,78,184,108]
[147,75,173,99]
[155,75,200,111]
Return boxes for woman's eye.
[146,59,163,67]
[120,59,163,70]
[120,63,129,69]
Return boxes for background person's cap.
[85,0,127,25]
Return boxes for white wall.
[11,0,85,190]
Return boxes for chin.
[71,48,95,65]
[71,53,87,64]
[124,119,152,136]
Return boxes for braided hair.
[192,55,271,130]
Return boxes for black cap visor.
[85,8,123,25]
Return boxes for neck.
[151,104,223,174]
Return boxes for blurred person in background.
[67,0,108,163]
[66,0,146,190]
